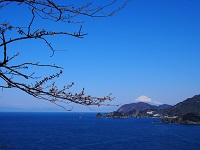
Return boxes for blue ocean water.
[0,112,199,150]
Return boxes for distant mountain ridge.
[105,102,171,118]
[117,102,158,114]
[105,95,200,118]
[157,104,172,110]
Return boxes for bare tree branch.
[0,0,129,110]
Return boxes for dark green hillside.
[159,113,200,124]
[157,104,172,110]
[117,102,157,114]
[163,94,200,116]
[182,113,200,122]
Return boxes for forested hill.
[117,102,157,114]
[162,94,200,116]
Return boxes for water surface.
[0,112,199,150]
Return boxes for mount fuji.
[135,95,162,106]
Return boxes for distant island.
[96,112,103,118]
[103,94,200,125]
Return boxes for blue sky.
[0,0,200,112]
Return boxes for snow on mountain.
[135,96,162,106]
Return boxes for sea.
[0,112,199,150]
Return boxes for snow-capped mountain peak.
[135,95,162,106]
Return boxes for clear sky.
[0,0,200,112]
